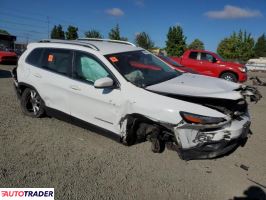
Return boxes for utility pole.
[47,16,50,39]
[25,33,29,45]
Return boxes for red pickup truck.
[171,50,247,82]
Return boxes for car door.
[198,52,219,77]
[182,51,201,72]
[28,48,73,114]
[68,51,122,133]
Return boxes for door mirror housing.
[212,58,218,63]
[94,77,114,89]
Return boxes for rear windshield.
[105,50,181,87]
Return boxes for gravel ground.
[0,64,266,200]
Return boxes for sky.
[1,0,266,51]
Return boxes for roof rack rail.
[38,39,99,51]
[78,38,136,47]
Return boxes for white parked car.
[12,39,261,160]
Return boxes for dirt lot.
[0,64,266,200]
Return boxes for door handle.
[33,73,42,78]
[70,85,81,91]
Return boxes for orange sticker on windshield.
[109,56,118,62]
[48,54,54,62]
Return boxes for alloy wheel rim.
[224,75,234,82]
[28,90,41,115]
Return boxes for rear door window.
[188,52,198,60]
[41,48,73,76]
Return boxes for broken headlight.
[180,111,226,125]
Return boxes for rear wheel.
[21,88,45,118]
[220,72,237,82]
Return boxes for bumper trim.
[178,136,248,160]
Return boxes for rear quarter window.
[25,48,44,67]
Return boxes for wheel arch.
[17,83,45,106]
[219,70,239,81]
[121,113,175,145]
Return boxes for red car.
[158,55,199,74]
[171,50,247,82]
[0,49,18,64]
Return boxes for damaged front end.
[238,85,262,103]
[174,113,251,160]
[168,86,261,160]
[138,84,262,160]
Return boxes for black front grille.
[157,92,248,116]
[205,99,247,117]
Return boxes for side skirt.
[44,106,121,143]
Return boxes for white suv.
[12,39,261,160]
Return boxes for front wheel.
[21,88,45,118]
[151,138,165,153]
[220,72,237,82]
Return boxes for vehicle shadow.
[230,186,266,200]
[0,69,11,78]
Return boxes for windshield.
[216,54,224,62]
[105,50,182,87]
[159,55,182,67]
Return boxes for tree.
[0,29,10,35]
[50,25,65,39]
[254,34,266,58]
[84,30,103,38]
[108,24,127,41]
[165,25,187,56]
[135,32,154,50]
[188,39,204,50]
[217,30,254,62]
[66,25,78,40]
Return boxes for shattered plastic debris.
[240,164,249,171]
[250,77,266,86]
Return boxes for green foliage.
[217,30,254,62]
[0,29,10,35]
[84,30,103,39]
[165,25,187,56]
[108,24,128,41]
[66,26,78,40]
[50,25,65,39]
[254,34,266,58]
[188,39,205,50]
[135,32,154,50]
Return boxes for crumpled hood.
[146,73,243,100]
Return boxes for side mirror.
[94,77,114,89]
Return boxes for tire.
[151,138,165,153]
[220,72,237,82]
[20,88,45,118]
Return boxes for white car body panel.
[68,78,123,133]
[146,73,242,99]
[14,39,262,160]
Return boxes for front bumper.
[239,72,248,83]
[175,114,251,160]
[11,67,21,99]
